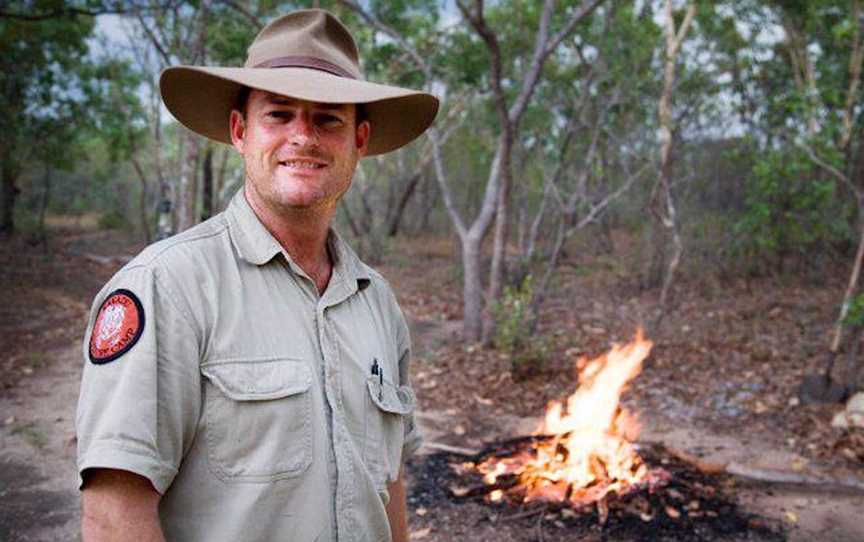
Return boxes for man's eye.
[318,115,344,128]
[267,111,291,119]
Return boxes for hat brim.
[160,66,439,156]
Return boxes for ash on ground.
[406,441,786,542]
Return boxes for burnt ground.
[1,226,863,541]
[406,441,787,542]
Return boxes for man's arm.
[385,469,409,542]
[81,468,165,542]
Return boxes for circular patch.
[89,289,145,364]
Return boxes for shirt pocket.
[364,377,416,489]
[201,358,313,483]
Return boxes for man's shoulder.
[124,214,232,275]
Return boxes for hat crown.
[244,9,362,79]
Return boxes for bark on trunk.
[201,145,214,222]
[387,171,423,237]
[462,236,484,342]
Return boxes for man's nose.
[288,113,319,146]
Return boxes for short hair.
[233,86,367,126]
[234,86,252,116]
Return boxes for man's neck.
[243,187,335,293]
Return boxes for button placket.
[319,304,357,541]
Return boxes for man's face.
[229,89,370,215]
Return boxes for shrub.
[733,147,851,272]
[491,275,548,377]
[98,209,130,231]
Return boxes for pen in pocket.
[371,358,383,400]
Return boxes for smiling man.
[76,10,437,542]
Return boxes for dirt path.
[0,343,82,541]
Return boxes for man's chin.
[272,192,331,213]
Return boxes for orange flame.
[477,329,653,506]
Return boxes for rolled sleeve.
[76,264,201,494]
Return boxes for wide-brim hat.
[160,9,438,156]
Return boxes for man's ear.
[229,110,246,153]
[355,120,371,158]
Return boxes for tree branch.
[0,0,180,21]
[218,0,263,30]
[335,0,431,82]
[135,12,172,65]
[799,143,859,198]
[456,0,508,127]
[544,0,607,58]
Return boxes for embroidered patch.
[89,289,145,364]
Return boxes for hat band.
[254,56,356,79]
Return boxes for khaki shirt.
[77,191,420,542]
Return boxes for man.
[76,9,438,542]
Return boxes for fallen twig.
[501,506,547,522]
[422,441,480,457]
[663,445,864,494]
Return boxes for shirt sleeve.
[393,302,423,460]
[76,263,202,494]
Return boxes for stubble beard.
[243,148,358,220]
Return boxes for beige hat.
[160,9,438,156]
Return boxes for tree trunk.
[462,235,484,342]
[387,171,422,237]
[176,132,200,232]
[37,165,52,239]
[131,156,152,244]
[214,147,230,211]
[486,132,513,315]
[419,174,437,233]
[650,0,694,323]
[201,145,214,222]
[1,159,19,235]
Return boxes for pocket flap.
[367,378,416,415]
[201,359,312,401]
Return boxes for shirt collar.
[226,190,372,289]
[226,190,282,266]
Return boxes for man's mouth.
[278,158,327,170]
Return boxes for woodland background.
[5,0,864,357]
[2,1,864,540]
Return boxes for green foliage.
[491,275,548,375]
[733,145,850,267]
[98,209,131,231]
[83,58,147,162]
[0,4,96,162]
[844,294,864,329]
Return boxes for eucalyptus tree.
[650,0,695,323]
[453,0,606,341]
[326,0,457,261]
[514,2,660,315]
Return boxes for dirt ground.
[1,226,863,541]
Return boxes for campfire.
[471,330,656,510]
[407,331,787,540]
